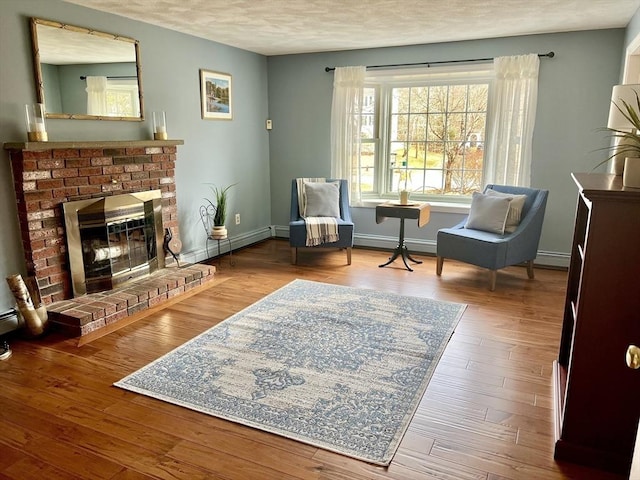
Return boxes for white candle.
[29,122,45,132]
[155,125,167,134]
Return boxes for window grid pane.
[384,82,487,196]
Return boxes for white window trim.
[357,197,471,214]
[362,64,494,205]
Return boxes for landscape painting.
[200,69,232,120]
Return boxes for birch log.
[25,275,48,325]
[6,274,47,336]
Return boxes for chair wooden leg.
[290,247,297,265]
[436,256,444,276]
[526,260,535,279]
[346,247,352,265]
[489,270,497,291]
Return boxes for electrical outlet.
[235,213,240,225]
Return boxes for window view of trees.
[359,76,490,198]
[106,89,136,116]
[105,80,140,117]
[390,84,488,195]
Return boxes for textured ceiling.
[62,0,640,56]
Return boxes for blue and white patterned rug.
[114,279,466,465]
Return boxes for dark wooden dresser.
[553,173,640,476]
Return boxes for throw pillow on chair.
[303,182,340,217]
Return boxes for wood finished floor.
[0,239,625,480]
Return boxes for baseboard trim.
[181,226,273,264]
[0,309,20,336]
[273,225,570,268]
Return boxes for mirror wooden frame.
[29,17,145,121]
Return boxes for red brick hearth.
[3,140,215,338]
[47,263,216,337]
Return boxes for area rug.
[114,279,466,465]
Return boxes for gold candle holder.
[25,103,48,142]
[153,111,168,140]
[27,130,48,142]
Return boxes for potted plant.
[600,89,640,187]
[205,183,236,239]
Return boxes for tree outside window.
[105,79,140,117]
[359,68,491,200]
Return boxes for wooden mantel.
[3,139,184,152]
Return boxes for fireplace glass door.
[81,215,151,291]
[63,191,164,296]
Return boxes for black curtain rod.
[324,51,554,72]
[79,75,137,80]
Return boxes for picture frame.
[200,69,232,120]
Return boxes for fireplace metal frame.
[63,190,165,297]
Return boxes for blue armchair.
[289,179,354,265]
[436,184,548,291]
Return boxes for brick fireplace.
[3,140,215,337]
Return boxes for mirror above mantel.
[30,17,144,121]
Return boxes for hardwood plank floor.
[0,239,625,480]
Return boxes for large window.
[359,66,492,201]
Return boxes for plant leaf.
[594,92,640,170]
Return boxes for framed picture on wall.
[200,69,232,120]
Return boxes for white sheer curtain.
[330,66,366,205]
[85,76,108,115]
[485,54,540,186]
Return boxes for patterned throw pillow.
[485,188,527,233]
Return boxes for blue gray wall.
[266,30,626,265]
[626,7,640,46]
[0,0,270,310]
[41,63,62,112]
[46,62,138,114]
[0,0,638,312]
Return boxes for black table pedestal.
[378,217,423,271]
[375,202,431,272]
